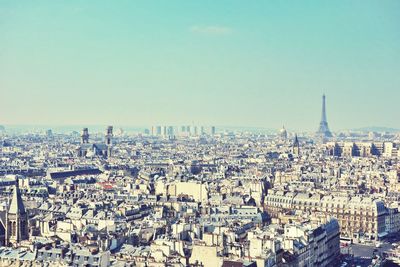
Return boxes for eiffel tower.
[316,94,332,138]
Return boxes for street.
[340,241,397,267]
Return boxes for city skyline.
[1,1,400,130]
[2,2,400,266]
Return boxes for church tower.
[292,134,300,156]
[81,128,89,144]
[105,126,113,157]
[6,178,28,246]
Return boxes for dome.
[279,126,287,139]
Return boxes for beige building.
[265,190,387,241]
[189,241,222,267]
[166,181,208,202]
[325,141,388,157]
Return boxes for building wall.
[189,244,222,267]
[265,191,387,241]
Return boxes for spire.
[316,94,333,138]
[293,134,299,146]
[321,94,327,122]
[8,178,26,215]
[292,134,300,155]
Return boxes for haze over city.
[2,2,400,267]
[1,1,400,130]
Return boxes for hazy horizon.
[2,124,399,135]
[1,1,399,130]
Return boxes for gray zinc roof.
[8,184,26,215]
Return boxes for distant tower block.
[105,126,113,157]
[81,128,89,144]
[211,126,216,135]
[316,94,333,138]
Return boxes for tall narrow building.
[81,128,89,144]
[292,134,300,155]
[279,125,288,140]
[316,94,333,138]
[5,178,29,246]
[105,126,113,157]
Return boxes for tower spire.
[9,177,25,215]
[292,134,300,155]
[6,177,29,246]
[321,94,327,122]
[316,94,332,138]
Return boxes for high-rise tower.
[316,94,333,138]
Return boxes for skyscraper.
[156,126,162,136]
[211,126,216,135]
[316,94,333,138]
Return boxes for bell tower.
[6,178,28,246]
[292,134,300,156]
[81,128,89,144]
[105,126,113,157]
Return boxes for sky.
[1,1,399,131]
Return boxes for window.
[12,222,16,236]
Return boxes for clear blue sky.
[1,1,399,130]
